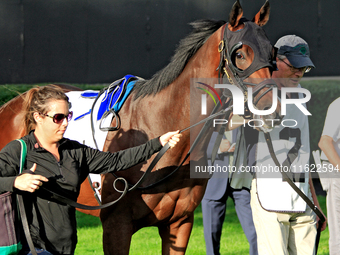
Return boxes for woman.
[0,85,181,255]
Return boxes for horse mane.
[133,19,226,100]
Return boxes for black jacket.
[0,131,162,254]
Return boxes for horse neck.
[185,26,222,80]
[171,27,224,156]
[111,26,224,153]
[164,25,223,103]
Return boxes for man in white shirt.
[249,35,327,255]
[318,98,340,255]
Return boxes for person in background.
[247,35,327,255]
[0,85,181,255]
[202,128,258,255]
[318,97,340,255]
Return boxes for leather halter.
[216,23,277,118]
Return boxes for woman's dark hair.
[23,85,69,134]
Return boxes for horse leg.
[102,218,133,255]
[158,213,194,255]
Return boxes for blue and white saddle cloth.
[63,74,139,201]
[74,74,138,121]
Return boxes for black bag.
[0,191,22,255]
[0,139,27,255]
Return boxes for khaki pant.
[250,179,317,255]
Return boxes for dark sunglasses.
[40,111,73,124]
[279,58,311,73]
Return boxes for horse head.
[219,0,282,131]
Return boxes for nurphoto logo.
[199,83,311,116]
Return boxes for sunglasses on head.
[40,112,73,124]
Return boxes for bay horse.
[0,1,281,254]
[99,1,280,254]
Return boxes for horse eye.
[236,53,243,59]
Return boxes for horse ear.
[228,0,243,30]
[252,0,270,26]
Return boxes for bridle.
[216,22,278,119]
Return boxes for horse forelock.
[133,19,226,100]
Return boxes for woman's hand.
[159,130,181,148]
[14,163,49,193]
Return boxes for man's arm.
[319,135,340,169]
[309,174,327,231]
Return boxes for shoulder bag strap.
[16,139,38,255]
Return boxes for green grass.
[75,195,329,254]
